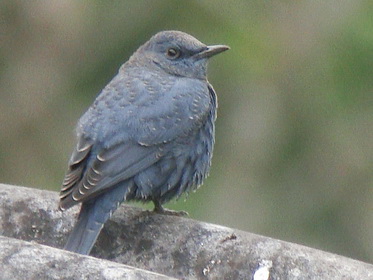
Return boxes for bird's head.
[131,31,229,80]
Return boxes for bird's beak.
[194,45,230,60]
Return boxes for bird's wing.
[59,136,162,210]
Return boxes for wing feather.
[60,138,93,198]
[59,138,163,210]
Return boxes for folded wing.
[59,137,162,210]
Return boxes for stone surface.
[0,236,176,280]
[1,183,372,279]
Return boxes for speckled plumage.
[59,31,229,255]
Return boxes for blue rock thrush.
[59,30,229,255]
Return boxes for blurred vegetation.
[0,0,372,263]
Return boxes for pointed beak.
[194,45,230,59]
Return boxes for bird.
[59,30,229,255]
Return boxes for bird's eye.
[166,47,181,59]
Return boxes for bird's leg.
[152,200,189,217]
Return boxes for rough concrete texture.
[0,236,176,280]
[0,183,372,280]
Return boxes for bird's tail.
[64,182,131,255]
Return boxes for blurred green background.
[1,1,372,263]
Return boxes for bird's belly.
[131,126,214,204]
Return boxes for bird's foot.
[153,201,189,217]
[154,207,189,217]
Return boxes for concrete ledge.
[0,236,176,280]
[0,183,372,279]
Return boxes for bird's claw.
[154,207,189,217]
[152,200,189,216]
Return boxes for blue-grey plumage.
[60,30,229,255]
